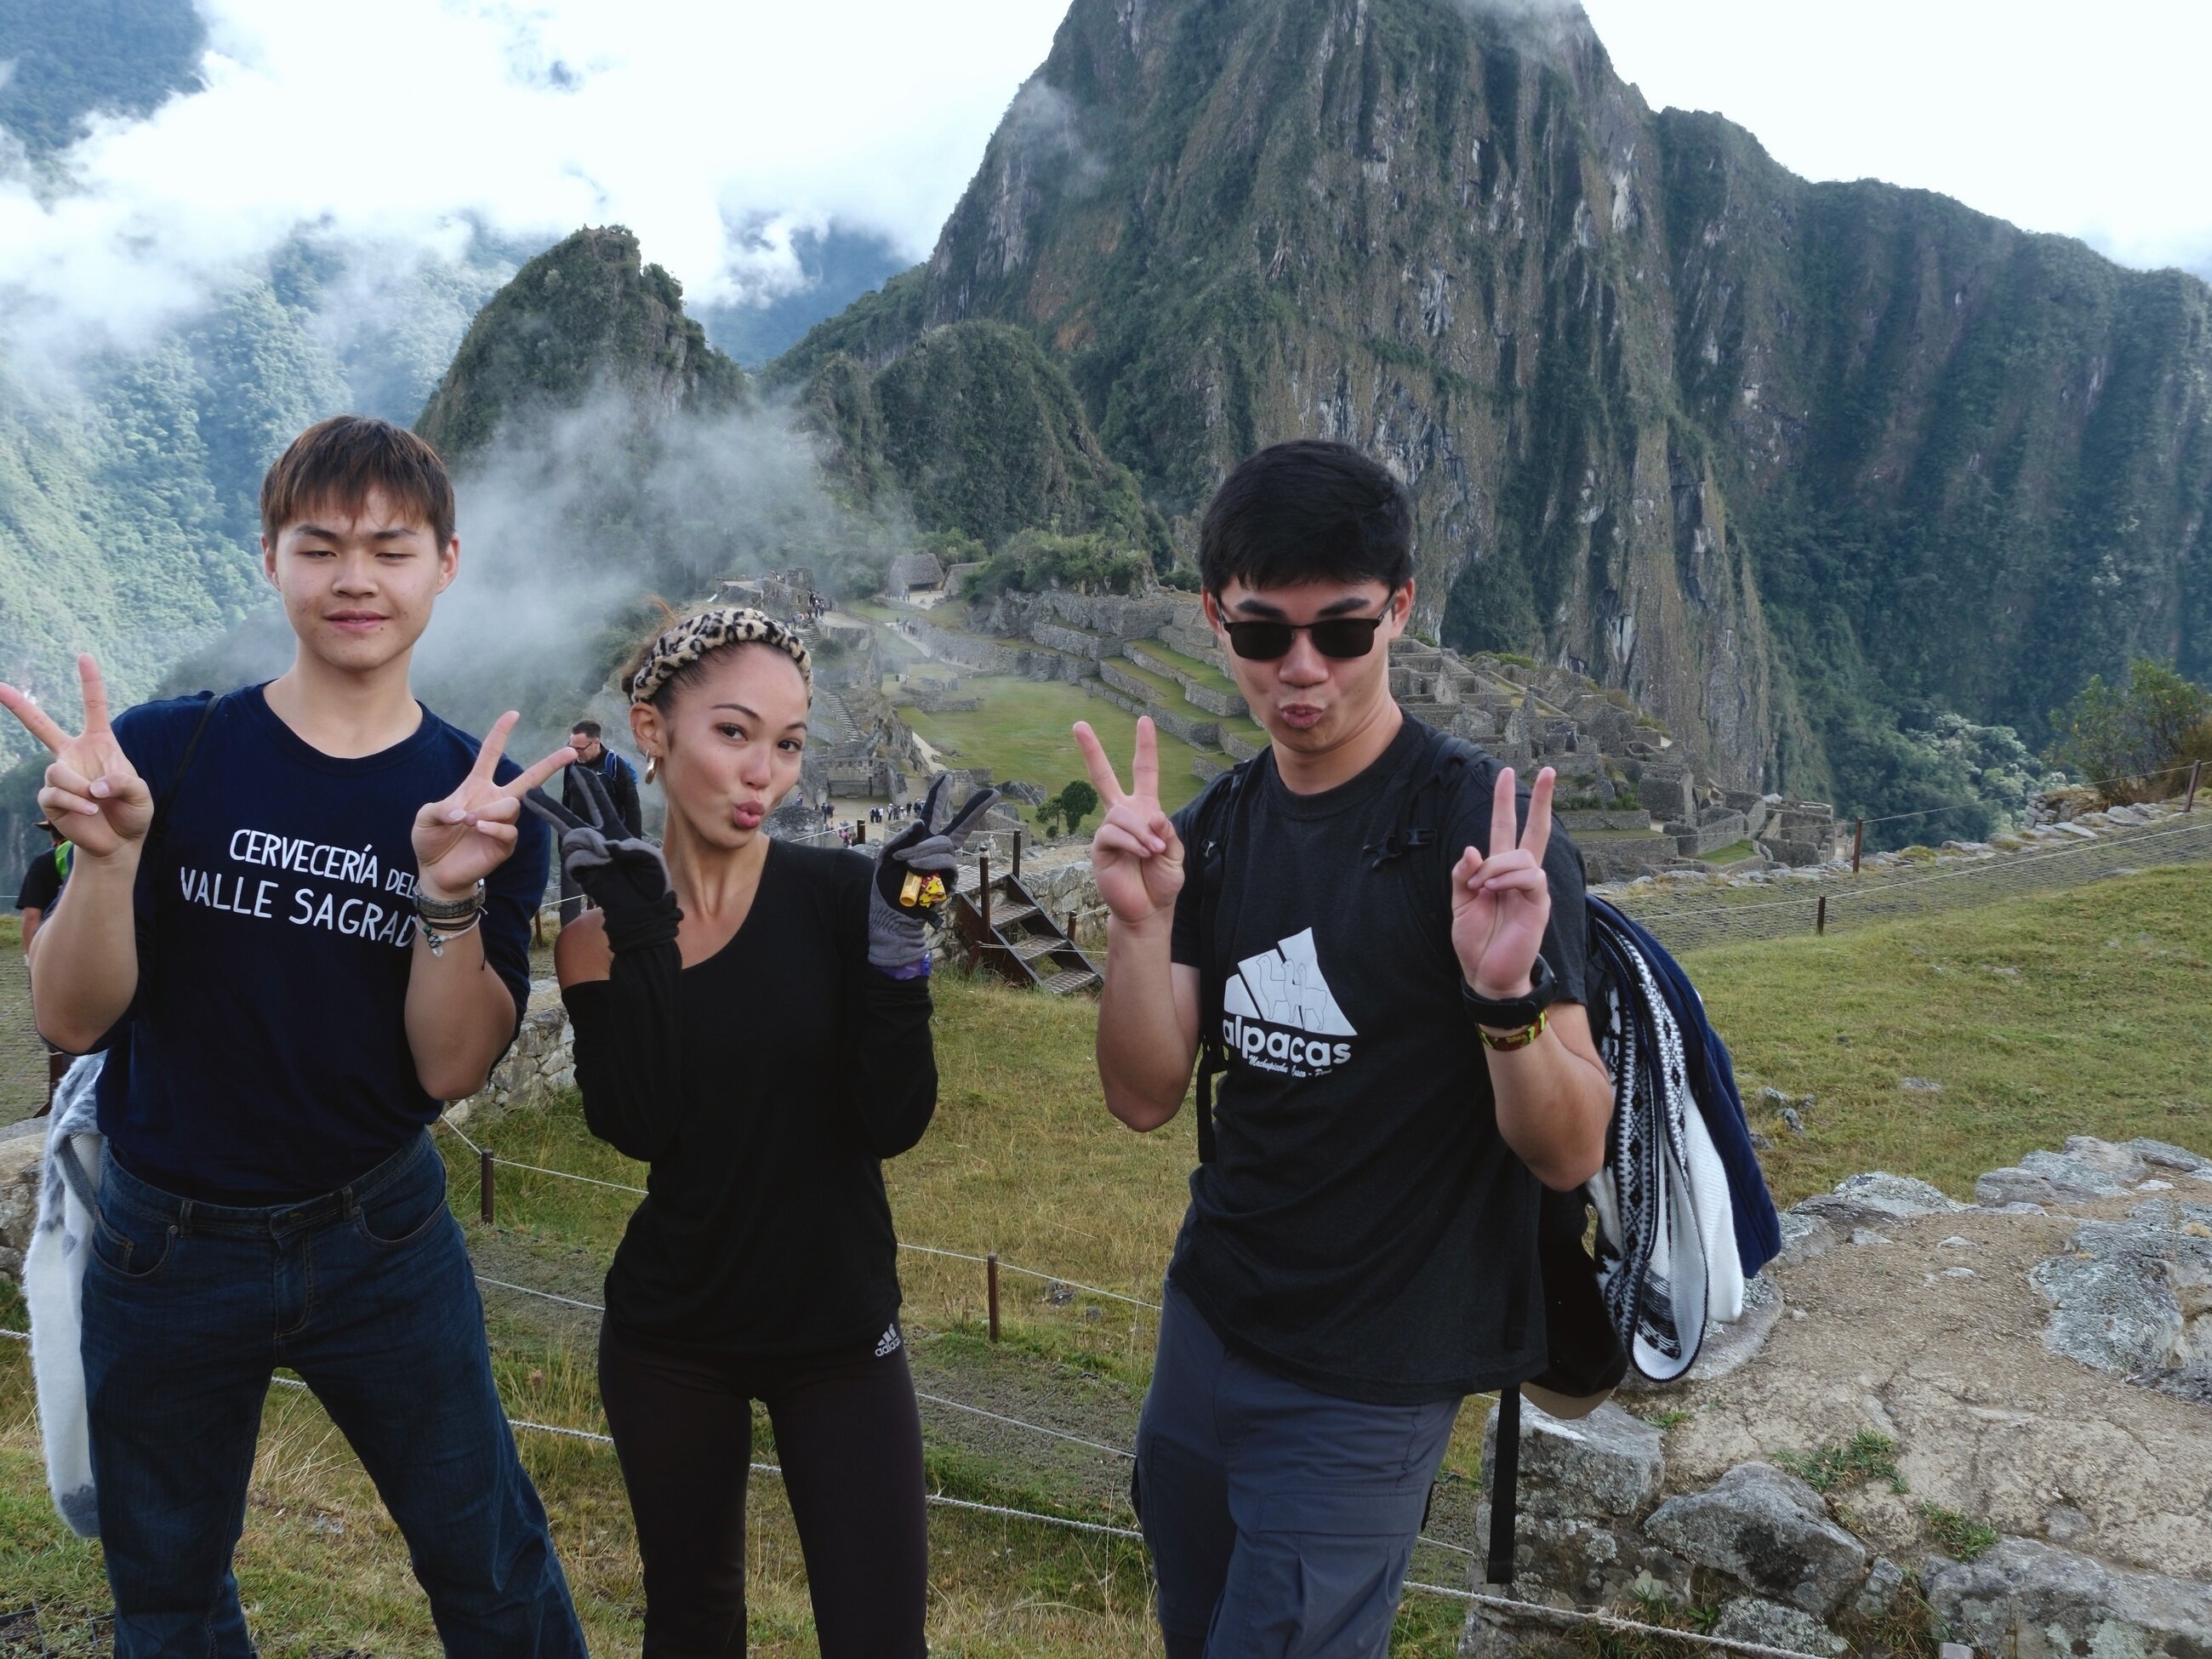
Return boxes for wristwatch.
[1462,952,1559,1044]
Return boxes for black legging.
[597,1320,927,1657]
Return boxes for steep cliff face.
[779,0,2212,804]
[417,226,747,466]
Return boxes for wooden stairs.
[949,862,1103,996]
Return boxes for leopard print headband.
[624,606,813,705]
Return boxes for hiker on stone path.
[556,716,641,924]
[1076,439,1614,1659]
[0,416,587,1656]
[542,604,998,1658]
[14,817,73,1112]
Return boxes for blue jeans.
[1134,1282,1461,1659]
[81,1132,586,1659]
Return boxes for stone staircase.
[949,864,1103,996]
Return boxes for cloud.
[999,79,1107,196]
[0,0,1067,358]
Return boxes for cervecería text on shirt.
[174,825,426,947]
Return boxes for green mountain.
[0,0,203,157]
[775,0,2212,815]
[787,314,1168,557]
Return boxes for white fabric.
[26,1052,105,1537]
[1682,1097,1745,1324]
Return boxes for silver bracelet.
[418,910,483,958]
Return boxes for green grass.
[1773,1430,1907,1495]
[1921,1503,1999,1562]
[903,676,1207,819]
[1693,864,2212,1203]
[1103,654,1205,713]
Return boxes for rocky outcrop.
[1925,1539,2212,1659]
[1458,1137,2212,1655]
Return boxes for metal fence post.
[987,1251,1001,1343]
[480,1149,496,1225]
[1851,818,1865,875]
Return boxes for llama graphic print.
[1220,927,1359,1077]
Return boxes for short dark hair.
[260,416,457,547]
[1198,440,1413,598]
[570,719,602,740]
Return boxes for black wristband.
[603,891,682,957]
[1462,952,1559,1029]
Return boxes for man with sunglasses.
[1075,439,1613,1658]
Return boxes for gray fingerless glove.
[868,774,1001,972]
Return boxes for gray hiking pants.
[1134,1281,1460,1658]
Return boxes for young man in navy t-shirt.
[0,417,588,1656]
[1076,441,1615,1658]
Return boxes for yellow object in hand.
[899,872,949,910]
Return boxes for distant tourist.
[542,604,997,1656]
[14,818,72,1113]
[558,718,641,924]
[0,416,586,1652]
[1076,439,1605,1659]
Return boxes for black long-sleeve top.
[562,839,938,1354]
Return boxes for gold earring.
[645,755,659,784]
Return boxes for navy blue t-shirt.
[88,685,549,1201]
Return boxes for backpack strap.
[1187,759,1261,1166]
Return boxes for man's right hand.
[1073,716,1184,928]
[0,655,152,862]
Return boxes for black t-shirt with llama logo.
[1168,715,1591,1405]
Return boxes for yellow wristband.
[1479,1008,1548,1052]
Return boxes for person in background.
[14,818,72,1113]
[558,719,641,924]
[544,604,995,1656]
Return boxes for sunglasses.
[1220,602,1394,662]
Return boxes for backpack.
[1184,721,1778,1586]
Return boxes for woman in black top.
[542,606,995,1658]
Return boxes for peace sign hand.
[1072,717,1184,928]
[1451,765,1557,1001]
[0,655,152,862]
[413,712,575,901]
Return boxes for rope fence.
[0,1324,1835,1659]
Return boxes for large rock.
[2030,1201,2212,1394]
[1481,1399,1663,1519]
[1708,1598,1847,1658]
[1924,1538,2212,1659]
[1978,1137,2158,1208]
[1643,1462,1867,1614]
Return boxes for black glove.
[526,765,680,955]
[869,773,1001,971]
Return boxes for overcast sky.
[2,0,2207,354]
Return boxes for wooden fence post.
[1012,828,1023,881]
[1816,896,1828,936]
[2187,760,2203,814]
[480,1149,496,1225]
[986,1252,1001,1343]
[978,850,993,938]
[1851,818,1865,875]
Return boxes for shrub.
[2047,658,2212,803]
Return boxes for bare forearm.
[1491,1036,1612,1190]
[26,853,141,1051]
[405,926,521,1102]
[1096,916,1191,1130]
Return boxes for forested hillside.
[0,0,202,157]
[777,0,2212,815]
